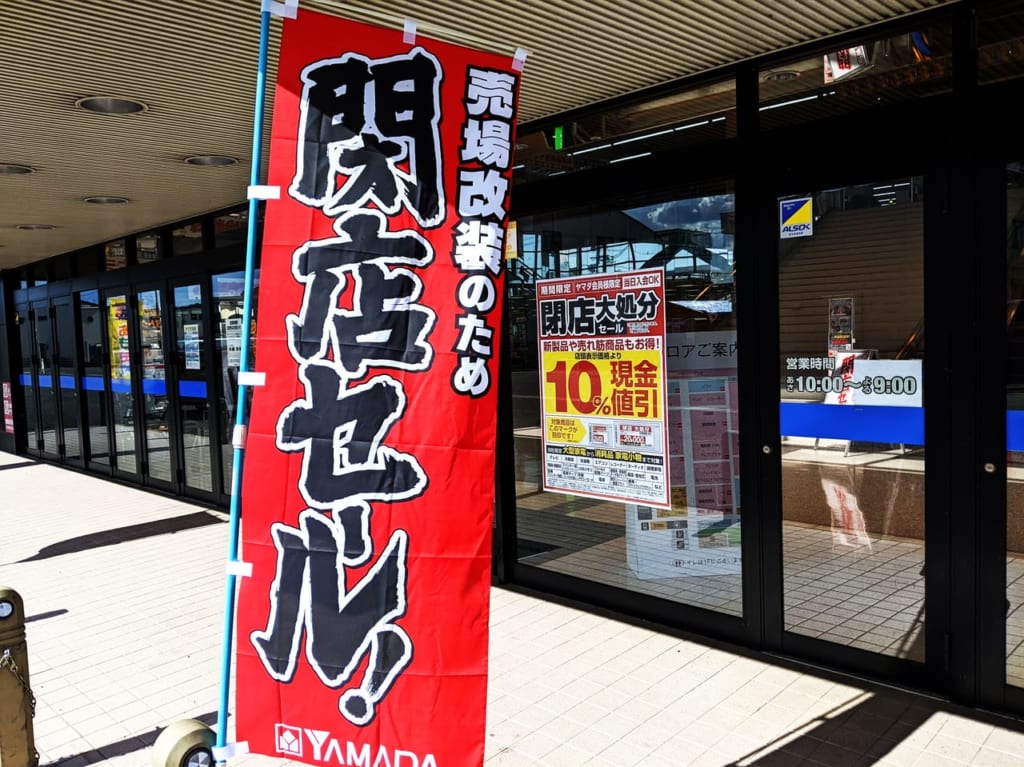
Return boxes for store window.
[514,79,735,185]
[172,221,205,256]
[979,0,1024,85]
[214,209,261,249]
[759,21,952,131]
[104,240,127,271]
[136,231,162,264]
[79,290,109,466]
[1007,161,1024,686]
[510,181,742,615]
[778,178,926,659]
[213,270,258,496]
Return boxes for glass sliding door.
[777,179,926,661]
[509,182,744,618]
[17,305,39,455]
[106,291,138,477]
[54,297,82,466]
[1007,160,1024,688]
[172,282,215,496]
[32,300,61,460]
[213,270,258,501]
[137,287,173,486]
[80,290,111,468]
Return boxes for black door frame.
[972,109,1024,713]
[167,274,221,505]
[748,123,964,698]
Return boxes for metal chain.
[1,648,37,718]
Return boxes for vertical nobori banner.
[235,8,519,767]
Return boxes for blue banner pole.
[215,5,272,762]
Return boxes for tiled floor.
[5,452,1024,766]
[513,440,1006,667]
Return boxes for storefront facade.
[4,0,1024,719]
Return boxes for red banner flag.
[235,8,519,766]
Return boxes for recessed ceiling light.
[83,196,130,205]
[16,224,56,230]
[75,96,148,114]
[0,163,34,175]
[184,154,239,167]
[763,70,800,82]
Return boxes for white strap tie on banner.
[403,20,417,45]
[226,560,254,578]
[212,741,250,761]
[247,184,280,200]
[261,0,298,19]
[232,424,248,449]
[512,47,528,72]
[238,371,266,387]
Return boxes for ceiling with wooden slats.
[0,0,954,269]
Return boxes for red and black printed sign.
[235,8,519,766]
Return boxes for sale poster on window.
[183,324,201,370]
[3,381,13,433]
[107,296,130,380]
[536,268,670,509]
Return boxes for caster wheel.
[151,718,216,767]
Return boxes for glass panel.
[53,255,73,280]
[515,79,735,184]
[1006,161,1024,687]
[136,231,162,264]
[759,23,952,131]
[18,313,38,449]
[33,304,59,456]
[105,240,127,271]
[173,221,205,255]
[80,290,109,465]
[778,178,925,659]
[55,301,81,462]
[107,294,136,474]
[74,247,101,278]
[511,182,742,615]
[979,0,1024,85]
[138,289,171,482]
[214,210,249,248]
[174,283,213,492]
[213,270,258,496]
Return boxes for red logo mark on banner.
[235,9,519,766]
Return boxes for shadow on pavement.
[727,690,1024,765]
[45,711,218,767]
[25,609,68,623]
[0,460,40,472]
[14,511,225,563]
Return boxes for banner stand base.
[150,718,215,767]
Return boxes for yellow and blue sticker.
[779,197,813,239]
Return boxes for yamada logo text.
[275,723,439,766]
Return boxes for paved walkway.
[3,452,1024,766]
